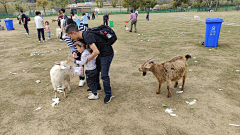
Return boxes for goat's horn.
[149,59,160,62]
[148,55,154,61]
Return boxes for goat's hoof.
[156,92,160,94]
[181,89,184,91]
[167,95,171,98]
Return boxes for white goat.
[50,61,71,98]
[194,15,200,20]
[56,28,61,39]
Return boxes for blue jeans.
[96,52,114,96]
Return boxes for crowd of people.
[18,9,148,104]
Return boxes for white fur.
[56,28,61,39]
[61,19,66,39]
[194,15,200,20]
[50,61,71,98]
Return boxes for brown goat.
[139,54,191,98]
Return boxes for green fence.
[0,6,239,19]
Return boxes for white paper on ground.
[229,123,239,126]
[176,91,183,93]
[36,80,41,83]
[57,88,63,93]
[179,86,182,88]
[52,98,60,107]
[165,108,177,116]
[186,99,197,105]
[35,107,41,111]
[189,69,192,71]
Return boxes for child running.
[45,21,51,40]
[67,41,99,100]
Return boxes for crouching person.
[66,24,115,104]
[68,41,99,100]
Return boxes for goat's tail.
[185,54,191,60]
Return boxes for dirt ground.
[0,11,239,135]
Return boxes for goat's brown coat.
[139,55,191,97]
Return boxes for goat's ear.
[55,62,60,65]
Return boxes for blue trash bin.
[205,18,224,47]
[4,19,14,30]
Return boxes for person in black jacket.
[20,10,29,35]
[103,13,109,25]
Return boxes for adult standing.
[65,19,89,87]
[57,10,64,41]
[135,9,138,20]
[34,11,47,43]
[60,8,68,41]
[80,13,89,27]
[20,10,29,35]
[96,11,98,17]
[103,13,109,25]
[66,24,115,104]
[92,12,95,20]
[128,10,137,33]
[71,11,80,22]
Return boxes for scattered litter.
[35,107,41,111]
[115,51,117,53]
[11,73,17,75]
[165,108,177,116]
[236,70,239,72]
[36,80,41,83]
[193,57,196,59]
[45,68,48,70]
[229,124,239,126]
[19,62,23,63]
[209,49,211,50]
[51,98,60,107]
[189,69,192,71]
[228,31,230,32]
[176,91,183,93]
[195,61,198,63]
[141,40,143,41]
[162,104,167,107]
[229,89,234,91]
[186,99,197,105]
[218,88,223,91]
[179,86,182,88]
[0,78,3,81]
[59,49,61,50]
[138,34,140,35]
[148,40,149,41]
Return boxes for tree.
[191,2,199,7]
[171,0,189,8]
[200,0,206,7]
[0,0,13,13]
[75,0,85,3]
[36,0,48,13]
[15,2,23,12]
[122,0,144,9]
[111,0,118,7]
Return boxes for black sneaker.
[104,95,114,104]
[129,30,132,32]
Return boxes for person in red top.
[45,21,51,39]
[128,10,137,33]
[57,10,64,41]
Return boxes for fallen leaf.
[162,104,167,107]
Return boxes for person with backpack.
[34,11,47,43]
[65,19,89,87]
[103,13,109,25]
[20,10,29,35]
[66,24,116,104]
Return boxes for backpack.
[86,25,117,46]
[26,16,30,21]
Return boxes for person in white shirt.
[34,11,46,43]
[68,41,99,100]
[135,9,138,20]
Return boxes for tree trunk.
[43,6,45,13]
[4,4,8,13]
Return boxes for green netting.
[0,6,239,19]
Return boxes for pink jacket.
[45,25,50,31]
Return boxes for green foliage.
[97,0,103,8]
[171,0,189,8]
[200,1,206,7]
[181,2,188,8]
[75,0,85,3]
[36,0,48,12]
[54,0,70,8]
[111,0,118,8]
[14,2,23,12]
[191,2,199,8]
[122,0,143,9]
[0,0,13,13]
[96,0,99,7]
[159,4,172,9]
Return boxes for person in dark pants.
[128,10,137,33]
[66,24,115,104]
[103,13,109,25]
[34,11,47,43]
[20,10,29,35]
[68,42,99,100]
[146,12,149,21]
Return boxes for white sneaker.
[88,93,99,100]
[60,39,65,42]
[39,41,41,43]
[43,40,47,42]
[48,38,51,40]
[79,80,85,87]
[25,33,29,35]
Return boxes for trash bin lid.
[4,19,13,22]
[205,18,224,23]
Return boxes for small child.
[45,21,51,40]
[67,41,99,100]
[146,12,149,21]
